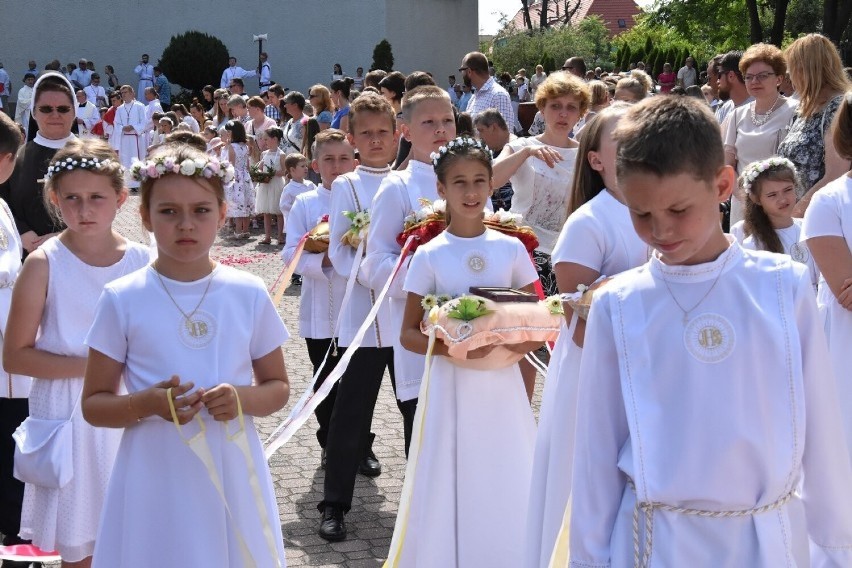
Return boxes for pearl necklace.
[750,93,782,126]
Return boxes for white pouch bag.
[12,387,81,489]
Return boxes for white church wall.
[0,0,477,101]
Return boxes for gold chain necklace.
[154,263,215,333]
[660,252,731,326]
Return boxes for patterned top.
[467,76,515,129]
[777,95,843,197]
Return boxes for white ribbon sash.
[264,235,417,458]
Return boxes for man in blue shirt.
[153,66,171,111]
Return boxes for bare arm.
[3,250,88,378]
[202,347,290,421]
[491,142,563,189]
[82,349,203,427]
[807,236,852,309]
[554,261,601,347]
[400,292,450,357]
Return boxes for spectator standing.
[461,51,515,127]
[658,62,677,93]
[71,58,92,88]
[778,33,851,215]
[153,66,171,111]
[677,56,698,88]
[529,65,547,96]
[0,63,10,112]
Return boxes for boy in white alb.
[359,86,457,411]
[319,94,412,541]
[568,96,852,567]
[282,130,351,466]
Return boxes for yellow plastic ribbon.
[167,386,279,567]
[383,329,437,567]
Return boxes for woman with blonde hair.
[307,85,333,130]
[210,88,230,128]
[613,74,649,103]
[778,33,851,215]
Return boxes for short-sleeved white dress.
[803,174,852,461]
[525,190,650,568]
[391,229,538,567]
[255,148,285,215]
[20,237,150,562]
[86,264,289,567]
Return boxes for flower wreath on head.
[429,136,492,168]
[741,157,796,194]
[42,156,119,182]
[129,155,236,185]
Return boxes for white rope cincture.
[628,478,796,568]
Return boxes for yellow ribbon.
[383,329,437,567]
[167,386,280,567]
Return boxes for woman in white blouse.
[724,43,797,224]
[492,73,590,296]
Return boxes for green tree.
[370,39,394,72]
[158,31,229,93]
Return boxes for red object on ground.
[0,544,62,561]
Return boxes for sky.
[478,0,654,35]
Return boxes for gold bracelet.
[128,393,142,423]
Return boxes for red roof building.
[510,0,641,37]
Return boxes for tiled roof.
[509,0,640,36]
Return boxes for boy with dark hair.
[566,95,852,567]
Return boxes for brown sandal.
[259,237,272,245]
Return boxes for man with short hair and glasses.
[460,51,515,129]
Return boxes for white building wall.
[0,0,477,100]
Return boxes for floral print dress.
[778,95,843,198]
[226,143,256,217]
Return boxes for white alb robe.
[113,101,147,188]
[569,241,852,567]
[134,64,154,98]
[75,101,100,137]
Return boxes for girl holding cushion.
[390,137,540,567]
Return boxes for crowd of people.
[1,31,852,568]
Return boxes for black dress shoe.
[321,447,327,470]
[358,448,382,477]
[318,506,347,541]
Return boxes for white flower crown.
[741,157,796,193]
[43,156,119,182]
[430,136,492,167]
[129,155,235,184]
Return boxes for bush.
[371,39,394,72]
[488,16,615,76]
[159,31,230,94]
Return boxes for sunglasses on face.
[36,105,73,115]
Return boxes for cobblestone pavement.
[41,196,542,567]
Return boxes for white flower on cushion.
[353,211,369,228]
[432,200,446,214]
[179,159,197,176]
[421,294,438,311]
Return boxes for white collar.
[34,132,75,149]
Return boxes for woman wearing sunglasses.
[7,72,76,256]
